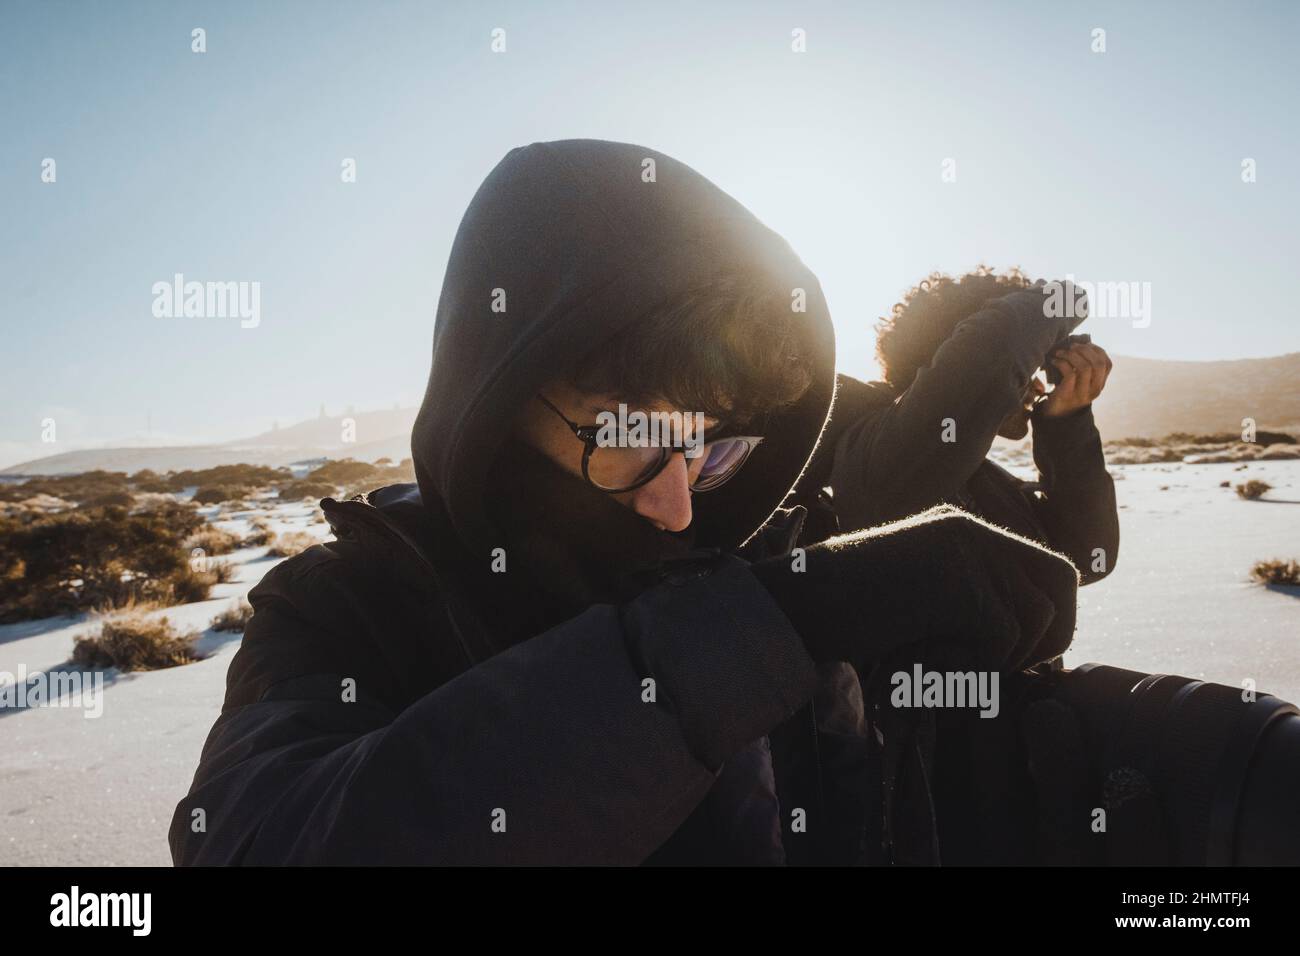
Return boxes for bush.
[183,526,242,556]
[78,490,136,510]
[210,597,254,632]
[2,493,73,516]
[1164,431,1296,446]
[278,481,336,501]
[0,470,131,505]
[0,503,205,622]
[71,608,201,671]
[130,492,183,513]
[241,516,278,548]
[306,459,378,485]
[192,485,249,505]
[267,531,320,558]
[304,458,416,498]
[129,469,176,493]
[164,553,235,600]
[131,479,175,493]
[1250,559,1300,587]
[165,464,292,493]
[162,566,218,604]
[1235,480,1272,500]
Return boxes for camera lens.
[1056,664,1300,865]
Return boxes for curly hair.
[875,266,1035,392]
[562,271,814,427]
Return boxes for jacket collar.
[319,486,497,666]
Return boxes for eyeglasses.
[535,394,764,494]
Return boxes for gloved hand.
[749,505,1078,674]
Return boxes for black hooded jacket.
[169,140,878,866]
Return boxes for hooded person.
[170,139,1080,867]
[800,269,1119,587]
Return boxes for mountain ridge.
[4,352,1297,477]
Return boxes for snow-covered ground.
[1,463,1297,866]
[1068,460,1300,700]
[0,498,328,866]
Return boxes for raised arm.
[1026,340,1119,584]
[831,287,1082,530]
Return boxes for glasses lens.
[690,437,757,492]
[585,436,760,493]
[586,443,667,492]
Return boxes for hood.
[412,139,836,558]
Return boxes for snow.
[1069,460,1300,701]
[0,499,327,866]
[1,466,1297,865]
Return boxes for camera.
[1043,332,1093,385]
[916,663,1300,866]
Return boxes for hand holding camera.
[1041,333,1113,418]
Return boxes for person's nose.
[628,453,694,532]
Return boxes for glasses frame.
[535,393,764,495]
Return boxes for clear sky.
[2,0,1297,468]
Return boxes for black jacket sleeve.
[1026,404,1120,584]
[830,289,1080,531]
[169,554,819,866]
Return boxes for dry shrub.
[130,492,182,513]
[1251,559,1300,587]
[0,502,205,622]
[192,485,249,505]
[78,491,136,510]
[306,459,377,485]
[168,464,290,491]
[1,494,71,517]
[210,597,254,632]
[184,526,242,556]
[1235,480,1272,500]
[266,531,319,557]
[162,559,236,603]
[71,608,201,671]
[0,470,130,505]
[241,517,278,548]
[278,480,336,501]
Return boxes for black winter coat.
[171,139,870,866]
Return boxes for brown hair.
[875,266,1035,391]
[563,271,813,426]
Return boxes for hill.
[4,352,1297,476]
[1094,352,1300,439]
